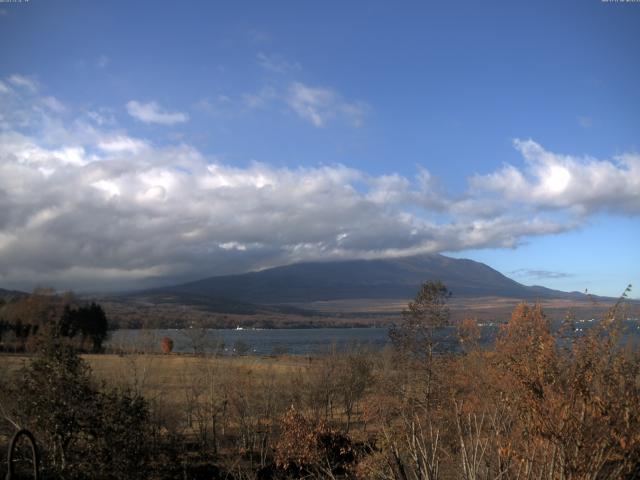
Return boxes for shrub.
[10,340,152,479]
[160,336,174,354]
[274,406,356,477]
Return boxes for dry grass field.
[287,295,637,322]
[1,352,311,406]
[101,293,639,331]
[2,296,639,479]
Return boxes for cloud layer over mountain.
[1,76,638,290]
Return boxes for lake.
[106,320,640,356]
[107,327,400,356]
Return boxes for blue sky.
[0,0,638,296]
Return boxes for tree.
[389,280,450,358]
[161,336,174,354]
[0,293,108,353]
[491,300,640,478]
[59,302,109,352]
[14,341,96,472]
[10,338,151,478]
[80,302,109,352]
[88,389,151,479]
[274,406,357,477]
[456,317,481,353]
[0,291,71,351]
[389,280,450,409]
[183,320,210,355]
[336,350,374,433]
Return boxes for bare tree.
[336,349,374,433]
[389,280,450,410]
[183,321,209,355]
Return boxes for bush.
[160,336,174,354]
[10,340,152,479]
[274,406,356,477]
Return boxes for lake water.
[107,327,400,356]
[106,320,640,356]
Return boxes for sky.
[0,0,638,296]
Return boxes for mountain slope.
[154,254,577,305]
[0,287,28,300]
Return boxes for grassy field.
[99,293,640,331]
[266,295,638,321]
[1,352,311,402]
[2,305,639,480]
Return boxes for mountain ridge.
[0,288,29,300]
[148,253,589,306]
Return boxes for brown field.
[1,352,311,407]
[285,295,638,322]
[2,299,639,478]
[101,293,639,331]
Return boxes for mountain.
[151,254,582,305]
[4,258,624,328]
[0,287,28,301]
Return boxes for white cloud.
[510,269,573,280]
[286,83,334,127]
[41,96,66,113]
[126,100,189,125]
[472,139,640,215]
[242,86,277,109]
[286,82,367,127]
[339,101,368,127]
[85,109,116,126]
[91,179,121,197]
[97,135,149,153]
[0,83,638,290]
[256,52,300,73]
[8,74,38,92]
[231,81,366,127]
[0,134,573,290]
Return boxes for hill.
[151,254,587,305]
[0,287,28,301]
[6,256,630,327]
